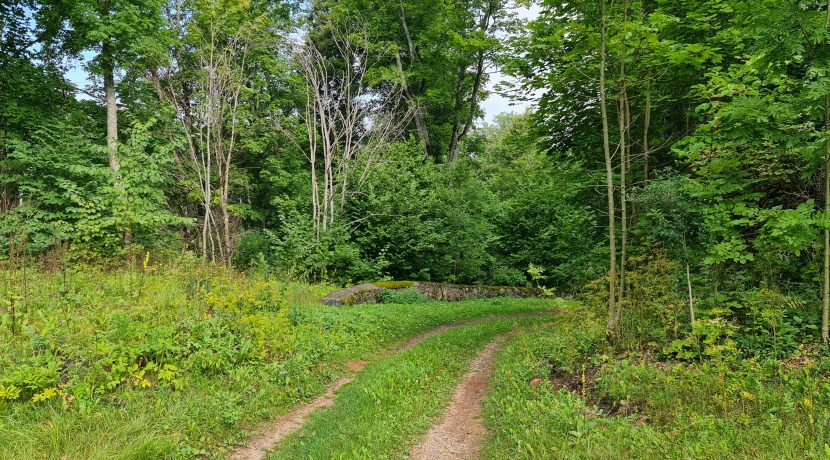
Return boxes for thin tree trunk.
[616,3,629,323]
[683,235,695,326]
[824,95,830,342]
[307,91,321,239]
[643,76,652,183]
[398,1,431,157]
[451,1,494,159]
[102,42,120,172]
[600,0,618,336]
[102,37,132,247]
[448,66,467,161]
[823,1,830,343]
[618,96,627,309]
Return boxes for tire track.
[230,312,553,460]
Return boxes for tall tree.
[298,21,411,236]
[312,0,510,161]
[599,0,618,335]
[37,0,164,171]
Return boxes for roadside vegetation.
[484,304,830,459]
[5,0,830,459]
[0,261,556,459]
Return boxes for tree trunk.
[642,76,652,183]
[823,2,830,343]
[683,235,695,326]
[618,95,627,311]
[102,37,132,247]
[600,0,618,337]
[102,40,120,172]
[824,95,829,343]
[398,1,431,158]
[686,261,695,326]
[448,66,467,161]
[614,2,629,327]
[450,1,494,160]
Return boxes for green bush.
[376,287,428,304]
[234,231,271,269]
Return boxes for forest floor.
[2,266,830,459]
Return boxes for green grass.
[268,315,557,460]
[0,263,558,459]
[483,306,830,459]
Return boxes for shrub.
[376,287,428,304]
[234,231,271,269]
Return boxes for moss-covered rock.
[321,281,544,306]
[371,281,414,289]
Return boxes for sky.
[62,3,542,123]
[480,3,541,124]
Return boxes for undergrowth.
[483,305,830,459]
[0,260,558,459]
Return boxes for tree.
[598,0,619,336]
[297,21,411,237]
[37,0,165,171]
[149,0,296,263]
[312,0,510,161]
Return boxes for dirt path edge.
[409,333,512,460]
[229,312,553,460]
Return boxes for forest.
[4,0,830,458]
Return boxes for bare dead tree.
[297,23,412,237]
[150,4,257,264]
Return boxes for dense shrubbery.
[1,121,189,258]
[0,261,312,409]
[183,124,604,290]
[376,287,428,305]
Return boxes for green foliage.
[0,265,555,458]
[266,217,382,285]
[348,139,497,284]
[234,231,271,269]
[376,287,427,305]
[1,120,188,257]
[485,306,830,459]
[482,114,602,291]
[665,316,739,363]
[315,0,509,160]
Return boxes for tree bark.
[617,92,628,313]
[448,0,494,160]
[617,0,630,322]
[448,65,467,161]
[398,1,431,157]
[683,235,695,326]
[600,0,618,337]
[642,75,652,183]
[823,1,830,343]
[102,40,120,172]
[824,95,829,342]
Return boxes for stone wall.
[321,281,542,306]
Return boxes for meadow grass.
[0,262,559,459]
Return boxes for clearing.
[2,266,829,459]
